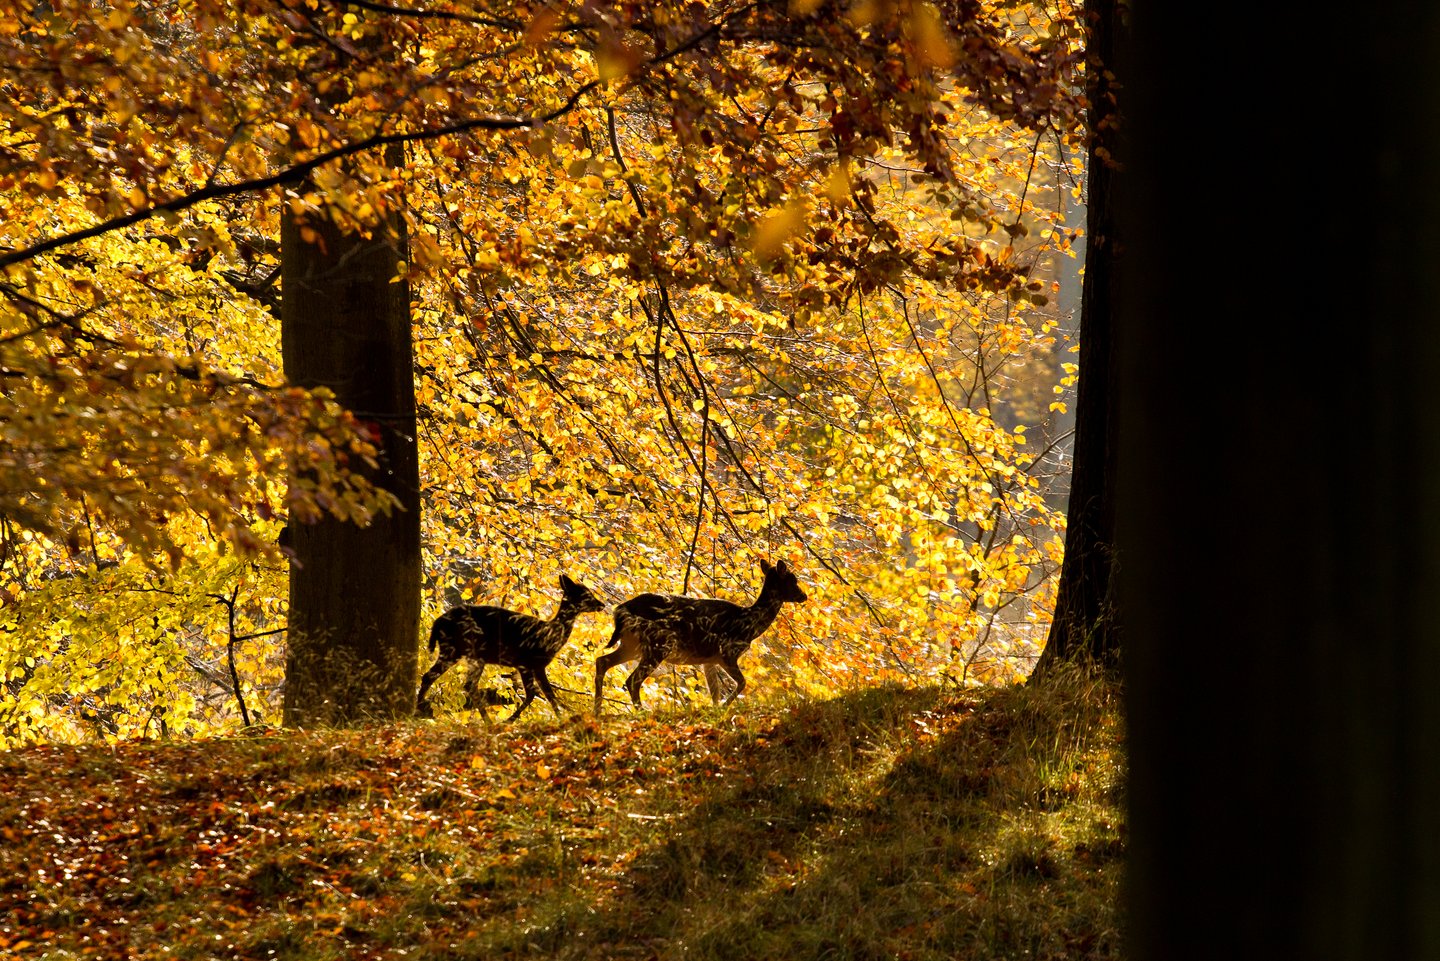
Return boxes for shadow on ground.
[482,680,1124,961]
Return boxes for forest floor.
[0,668,1124,961]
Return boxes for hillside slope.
[0,672,1123,960]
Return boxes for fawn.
[417,574,606,722]
[594,559,807,715]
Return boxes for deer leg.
[461,673,480,709]
[717,657,746,706]
[461,666,494,711]
[594,641,635,717]
[623,656,663,708]
[534,669,564,719]
[702,664,728,704]
[416,654,459,715]
[469,661,498,724]
[504,667,540,723]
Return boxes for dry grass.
[0,666,1123,960]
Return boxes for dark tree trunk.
[1033,0,1123,676]
[281,206,420,727]
[1120,7,1440,959]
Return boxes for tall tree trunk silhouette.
[281,199,420,727]
[1034,0,1123,676]
[1120,7,1440,959]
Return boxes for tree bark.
[1033,0,1123,676]
[1120,6,1440,959]
[280,204,420,727]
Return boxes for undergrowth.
[0,666,1123,960]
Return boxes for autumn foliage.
[0,0,1089,744]
[0,680,1124,959]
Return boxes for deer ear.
[775,559,789,573]
[559,573,573,590]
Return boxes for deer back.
[433,605,567,668]
[616,593,770,661]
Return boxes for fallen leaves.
[4,683,1127,959]
[0,711,762,956]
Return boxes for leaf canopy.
[0,0,1088,744]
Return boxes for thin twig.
[211,585,253,727]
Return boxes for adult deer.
[594,559,807,715]
[418,574,605,722]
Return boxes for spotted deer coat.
[594,559,807,714]
[418,574,605,722]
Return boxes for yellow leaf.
[911,4,956,69]
[495,787,517,800]
[848,0,880,27]
[596,40,639,82]
[526,7,562,47]
[750,200,809,261]
[536,762,551,779]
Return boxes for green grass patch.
[0,668,1123,959]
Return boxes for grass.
[0,666,1123,960]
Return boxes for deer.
[594,559,808,716]
[417,573,606,722]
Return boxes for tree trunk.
[1033,0,1123,677]
[281,204,420,727]
[1120,7,1440,959]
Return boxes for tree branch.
[210,585,253,727]
[0,2,759,271]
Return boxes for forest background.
[0,0,1087,744]
[5,3,1438,959]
